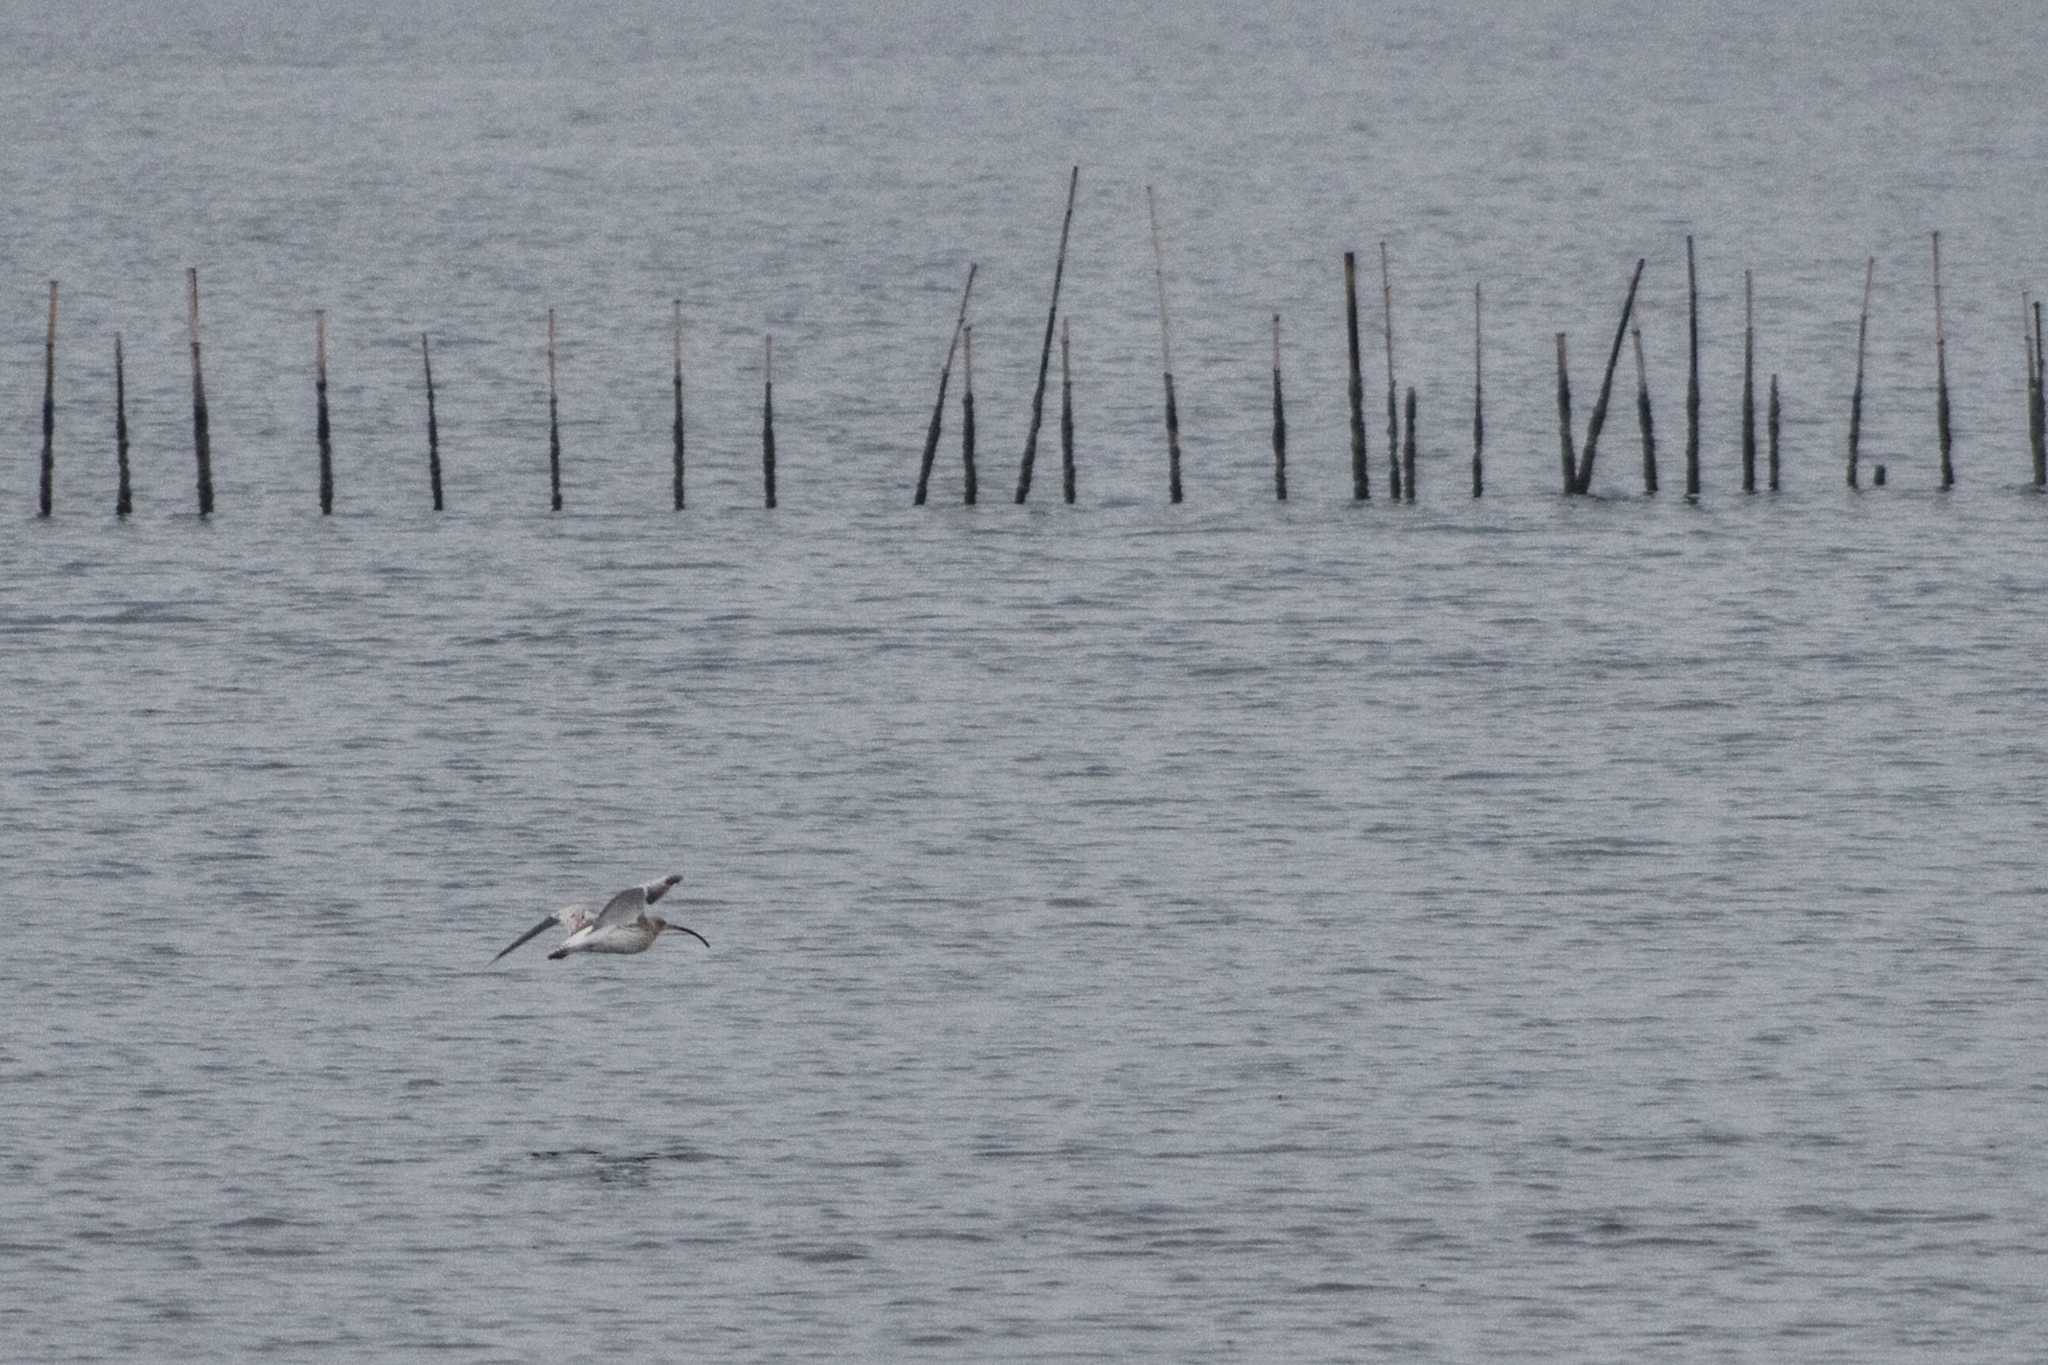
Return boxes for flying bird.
[490,874,706,963]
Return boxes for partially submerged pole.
[115,334,131,516]
[1272,313,1288,501]
[1472,284,1484,498]
[914,262,976,506]
[2033,298,2046,488]
[1742,270,1757,494]
[1555,333,1578,495]
[188,267,213,516]
[1572,256,1646,494]
[38,280,56,518]
[1015,165,1079,504]
[961,325,977,505]
[1060,317,1075,503]
[1402,385,1417,501]
[1685,236,1701,499]
[2027,293,2041,488]
[672,299,686,511]
[1848,256,1874,489]
[762,334,777,509]
[1632,326,1657,495]
[315,310,333,515]
[1932,230,1953,488]
[1768,372,1781,492]
[1344,252,1369,500]
[1381,242,1401,501]
[421,333,443,511]
[1147,185,1184,504]
[546,308,562,511]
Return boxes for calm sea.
[4,2,2047,1360]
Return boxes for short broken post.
[38,280,56,518]
[1402,385,1417,502]
[1768,373,1781,492]
[1932,231,1954,488]
[762,334,777,509]
[1147,186,1184,504]
[188,267,213,516]
[1381,241,1402,501]
[1632,326,1657,495]
[115,334,132,516]
[961,325,978,505]
[1272,313,1288,501]
[1555,332,1578,495]
[316,311,333,515]
[1060,317,1076,503]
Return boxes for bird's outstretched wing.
[492,915,562,963]
[593,885,650,929]
[491,902,599,963]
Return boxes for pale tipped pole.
[1344,252,1369,500]
[961,324,978,505]
[1555,333,1578,495]
[1381,241,1402,501]
[1685,236,1701,499]
[1060,317,1076,503]
[114,333,132,517]
[546,308,562,511]
[1271,313,1288,501]
[672,299,686,511]
[1016,165,1078,504]
[421,333,443,511]
[1768,373,1782,492]
[1741,270,1757,494]
[1848,256,1874,489]
[1472,284,1484,498]
[315,310,333,515]
[1572,256,1646,494]
[1932,230,1953,487]
[761,334,777,509]
[1632,326,1657,495]
[1147,185,1184,504]
[38,280,56,518]
[188,267,213,516]
[914,262,976,506]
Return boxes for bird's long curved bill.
[492,917,558,963]
[675,925,710,950]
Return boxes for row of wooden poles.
[22,181,2048,517]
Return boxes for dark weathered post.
[762,335,777,509]
[546,308,562,511]
[914,263,976,506]
[1848,256,1874,489]
[38,281,56,518]
[1555,333,1577,494]
[1147,186,1184,504]
[1572,256,1646,494]
[1742,270,1757,494]
[115,334,132,517]
[1272,313,1288,501]
[1768,373,1781,492]
[315,311,333,515]
[1060,317,1075,503]
[1344,252,1369,500]
[1402,385,1417,501]
[1632,326,1657,495]
[2032,298,2046,488]
[961,324,978,505]
[1381,242,1402,500]
[1472,284,1484,498]
[1685,236,1701,499]
[188,267,213,516]
[1932,230,1954,488]
[1016,165,1078,504]
[421,333,443,511]
[672,299,686,511]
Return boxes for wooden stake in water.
[1572,256,1646,494]
[1768,372,1782,492]
[315,310,333,515]
[546,308,562,511]
[1147,185,1184,505]
[1685,236,1701,499]
[38,280,56,518]
[115,333,132,517]
[1381,241,1402,501]
[672,299,686,511]
[914,262,976,506]
[1016,165,1079,504]
[2032,298,2046,488]
[1472,284,1484,499]
[1060,317,1076,503]
[1402,385,1417,502]
[1742,270,1757,494]
[961,324,978,505]
[188,267,213,516]
[1932,230,1954,488]
[1556,332,1578,495]
[762,334,777,509]
[1632,326,1657,495]
[1344,252,1369,500]
[1271,313,1288,501]
[421,333,443,511]
[1848,256,1875,489]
